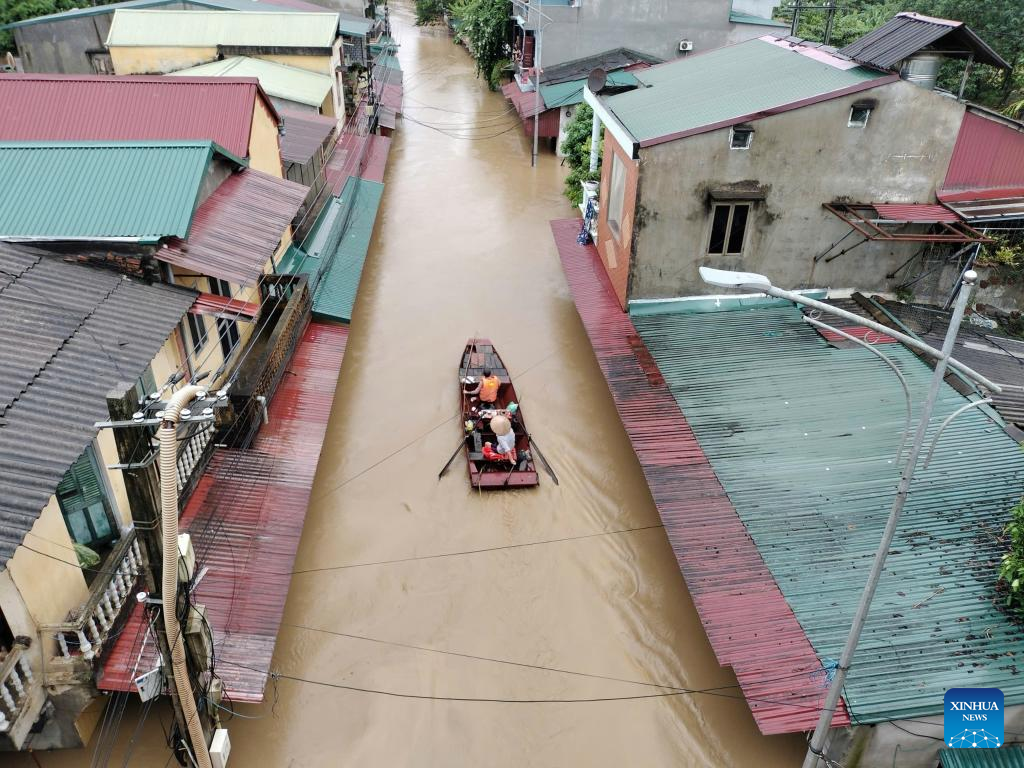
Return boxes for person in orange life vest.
[466,368,500,405]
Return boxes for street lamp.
[698,266,1001,768]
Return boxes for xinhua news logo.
[945,688,1004,748]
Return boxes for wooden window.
[56,445,116,549]
[707,203,750,255]
[606,153,627,237]
[185,312,208,357]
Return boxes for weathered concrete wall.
[535,0,783,68]
[630,79,966,300]
[109,44,218,74]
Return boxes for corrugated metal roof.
[279,108,335,164]
[944,112,1024,194]
[0,0,301,29]
[283,176,383,323]
[838,12,1009,70]
[338,12,372,36]
[631,304,1024,724]
[374,53,401,70]
[100,320,349,701]
[0,243,196,567]
[158,168,307,285]
[106,9,339,48]
[940,747,1024,768]
[601,37,888,146]
[169,56,332,108]
[873,203,962,222]
[940,190,1024,222]
[539,47,660,86]
[0,141,243,242]
[730,9,789,27]
[539,70,637,110]
[0,74,272,159]
[552,219,847,734]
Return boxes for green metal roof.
[169,56,332,107]
[729,8,789,27]
[0,140,243,242]
[632,305,1024,723]
[601,38,887,144]
[540,70,637,110]
[339,17,372,36]
[374,53,401,71]
[940,747,1024,768]
[106,9,339,48]
[281,176,383,322]
[0,0,300,30]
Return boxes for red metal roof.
[551,218,848,735]
[378,82,403,112]
[190,292,260,319]
[279,108,336,165]
[99,321,349,702]
[872,203,961,222]
[158,168,308,285]
[325,123,369,194]
[0,74,279,159]
[359,134,391,183]
[944,111,1024,193]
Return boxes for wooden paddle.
[527,434,559,485]
[438,437,466,479]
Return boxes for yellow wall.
[7,497,90,655]
[250,99,284,178]
[253,53,332,75]
[109,45,217,74]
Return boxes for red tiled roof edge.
[551,218,849,735]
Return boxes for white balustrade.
[0,646,35,734]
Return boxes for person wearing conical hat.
[490,414,516,460]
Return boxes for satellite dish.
[587,68,607,94]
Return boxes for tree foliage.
[1,0,95,53]
[415,0,445,26]
[450,0,509,89]
[999,500,1024,617]
[559,103,603,206]
[789,0,1024,108]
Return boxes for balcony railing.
[176,420,216,504]
[42,532,143,672]
[0,643,34,737]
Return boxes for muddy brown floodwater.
[15,5,808,766]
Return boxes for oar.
[438,437,466,479]
[527,435,559,485]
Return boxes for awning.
[189,292,259,320]
[823,202,990,243]
[939,187,1024,222]
[501,80,546,119]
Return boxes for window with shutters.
[209,278,241,360]
[133,364,157,404]
[56,445,117,550]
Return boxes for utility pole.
[105,383,192,759]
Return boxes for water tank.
[900,53,943,90]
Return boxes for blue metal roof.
[632,304,1024,723]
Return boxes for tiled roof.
[157,168,308,285]
[279,109,336,164]
[0,141,245,242]
[632,304,1024,723]
[599,37,890,146]
[0,74,275,160]
[106,9,339,48]
[169,57,332,109]
[0,243,196,567]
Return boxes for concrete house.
[583,13,1011,310]
[105,9,346,124]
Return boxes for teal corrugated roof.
[633,305,1024,723]
[374,54,401,71]
[602,38,886,144]
[0,140,241,242]
[940,748,1024,768]
[729,9,789,27]
[169,56,332,107]
[339,14,373,36]
[540,70,637,109]
[106,9,339,48]
[282,176,383,322]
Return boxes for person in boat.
[485,415,517,463]
[465,368,500,405]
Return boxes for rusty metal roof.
[0,243,196,567]
[838,12,1010,70]
[552,218,847,735]
[279,108,336,165]
[939,189,1024,222]
[630,302,1024,724]
[157,168,308,285]
[944,111,1024,195]
[99,320,348,701]
[0,74,276,160]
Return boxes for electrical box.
[210,729,231,768]
[184,604,212,672]
[177,533,195,583]
[679,40,693,52]
[133,668,163,702]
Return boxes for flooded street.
[16,4,805,765]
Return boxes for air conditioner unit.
[679,40,694,52]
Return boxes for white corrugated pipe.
[159,385,212,768]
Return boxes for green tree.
[415,0,445,26]
[450,0,509,89]
[559,103,602,206]
[788,0,1024,108]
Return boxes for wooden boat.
[458,339,539,489]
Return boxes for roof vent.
[899,52,943,90]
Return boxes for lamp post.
[698,267,999,768]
